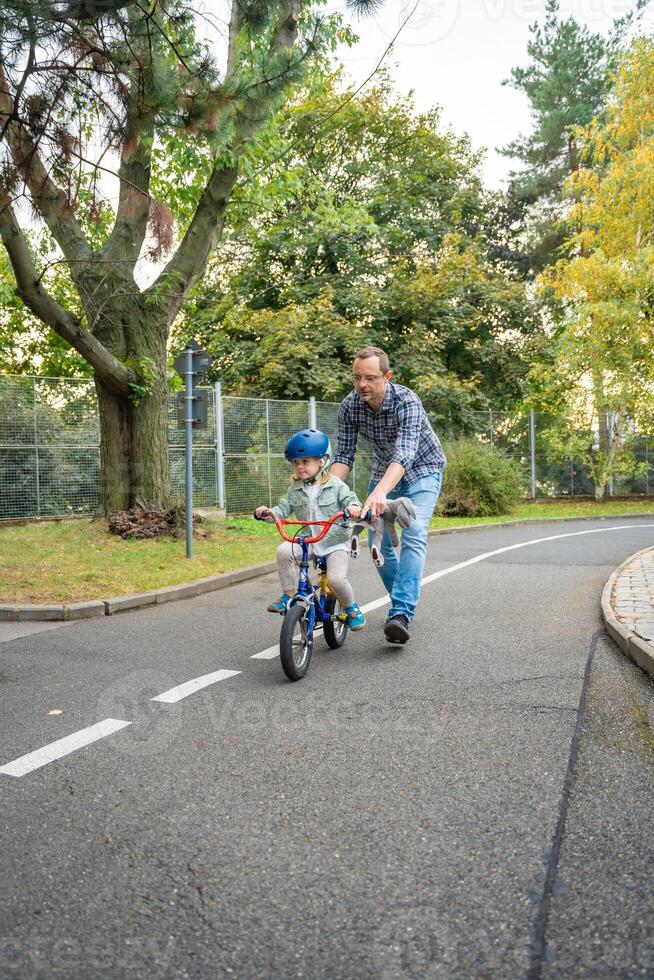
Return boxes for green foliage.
[0,251,90,377]
[126,356,160,405]
[500,0,649,276]
[181,66,537,418]
[184,288,363,399]
[530,36,654,499]
[438,439,523,517]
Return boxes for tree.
[182,67,538,426]
[0,0,377,512]
[0,245,90,376]
[500,0,649,277]
[531,37,654,500]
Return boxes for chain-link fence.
[168,385,218,509]
[1,375,653,520]
[467,409,654,497]
[220,395,375,514]
[0,376,100,520]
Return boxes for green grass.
[2,498,653,604]
[429,497,654,529]
[0,515,279,603]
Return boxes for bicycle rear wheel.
[279,604,314,681]
[323,594,348,649]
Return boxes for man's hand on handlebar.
[361,486,388,520]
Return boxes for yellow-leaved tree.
[532,36,654,500]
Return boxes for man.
[330,346,446,644]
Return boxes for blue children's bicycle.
[255,510,353,681]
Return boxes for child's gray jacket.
[271,476,360,550]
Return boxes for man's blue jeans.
[367,471,443,622]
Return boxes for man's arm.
[331,399,357,481]
[330,462,351,481]
[361,463,405,519]
[361,394,420,518]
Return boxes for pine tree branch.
[226,0,242,82]
[0,66,94,267]
[145,1,301,318]
[0,195,133,393]
[101,118,154,266]
[53,0,139,20]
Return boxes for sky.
[197,0,653,190]
[331,0,654,188]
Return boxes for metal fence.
[1,375,653,520]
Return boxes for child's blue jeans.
[367,471,443,622]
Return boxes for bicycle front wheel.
[279,603,314,681]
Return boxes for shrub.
[438,439,522,517]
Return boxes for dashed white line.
[0,718,131,778]
[151,668,241,703]
[5,523,652,777]
[251,644,280,660]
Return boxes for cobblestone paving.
[611,547,654,645]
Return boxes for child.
[255,428,366,630]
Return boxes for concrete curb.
[3,512,654,622]
[601,547,654,682]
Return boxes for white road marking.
[361,596,391,614]
[0,718,131,778]
[251,523,654,659]
[7,523,652,778]
[152,668,241,703]
[420,524,654,586]
[251,644,280,660]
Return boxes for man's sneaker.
[384,614,410,644]
[267,594,291,614]
[344,603,366,631]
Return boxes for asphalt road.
[1,518,654,979]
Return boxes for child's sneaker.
[267,594,291,614]
[344,603,366,631]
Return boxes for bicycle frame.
[254,509,352,680]
[265,510,350,625]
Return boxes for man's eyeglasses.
[353,374,385,385]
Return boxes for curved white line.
[254,522,654,635]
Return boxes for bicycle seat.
[313,556,328,571]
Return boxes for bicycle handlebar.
[253,509,349,544]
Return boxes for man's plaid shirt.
[333,383,446,486]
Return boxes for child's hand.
[255,506,272,519]
[348,505,362,518]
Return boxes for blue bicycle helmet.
[284,429,331,462]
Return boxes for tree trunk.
[95,376,171,512]
[90,294,171,514]
[595,408,611,503]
